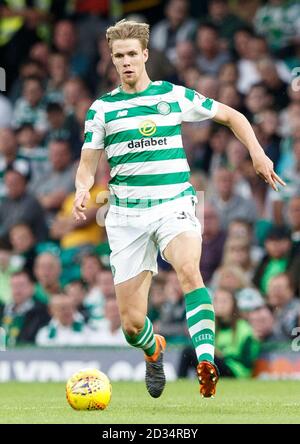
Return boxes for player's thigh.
[115,270,152,325]
[163,230,202,271]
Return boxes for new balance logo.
[116,110,128,118]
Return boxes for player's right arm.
[72,101,105,221]
[73,149,103,221]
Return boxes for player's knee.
[177,261,203,289]
[122,317,144,338]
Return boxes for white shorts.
[105,196,202,284]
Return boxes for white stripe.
[105,113,182,136]
[111,158,190,178]
[100,90,180,112]
[189,320,215,338]
[195,343,214,360]
[143,337,156,350]
[106,135,183,158]
[186,304,213,320]
[136,320,152,346]
[109,182,191,200]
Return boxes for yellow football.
[66,368,112,411]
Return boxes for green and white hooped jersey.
[82,81,218,210]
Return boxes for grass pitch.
[0,379,300,424]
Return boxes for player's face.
[111,39,148,87]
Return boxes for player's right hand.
[72,190,91,221]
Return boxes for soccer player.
[72,20,285,398]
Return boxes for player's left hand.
[251,150,286,191]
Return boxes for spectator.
[226,137,252,199]
[235,287,265,320]
[256,57,289,111]
[253,225,292,295]
[150,0,197,64]
[63,77,90,116]
[254,0,300,52]
[35,139,75,226]
[34,252,62,304]
[213,287,260,377]
[209,167,257,229]
[248,305,284,342]
[52,20,90,79]
[0,94,13,128]
[218,62,239,86]
[29,42,50,73]
[9,223,37,277]
[279,85,300,138]
[217,83,243,111]
[16,124,49,189]
[12,76,48,138]
[235,31,290,95]
[0,128,21,199]
[204,0,246,46]
[227,218,264,266]
[0,1,51,91]
[148,274,168,323]
[200,203,226,285]
[153,270,188,343]
[80,253,104,323]
[0,270,50,346]
[89,298,128,346]
[35,293,93,346]
[67,97,94,160]
[50,183,106,249]
[195,22,231,76]
[97,269,115,300]
[167,40,197,86]
[46,52,70,104]
[287,196,300,255]
[45,102,72,146]
[244,82,274,122]
[65,279,90,322]
[270,137,300,226]
[266,273,300,340]
[255,108,281,169]
[222,237,254,282]
[211,264,250,293]
[0,164,48,242]
[0,238,14,305]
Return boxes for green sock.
[185,287,215,363]
[123,317,156,357]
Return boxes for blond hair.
[106,19,150,50]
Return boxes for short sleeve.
[82,101,105,150]
[176,85,219,123]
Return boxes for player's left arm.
[213,102,286,191]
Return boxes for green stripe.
[105,124,181,147]
[86,109,96,120]
[109,171,190,187]
[105,102,181,123]
[110,185,195,208]
[185,288,212,308]
[124,317,149,345]
[187,310,215,329]
[109,147,186,167]
[202,98,213,111]
[99,81,173,102]
[198,353,214,363]
[84,132,93,143]
[191,328,215,345]
[185,88,195,102]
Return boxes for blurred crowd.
[0,0,300,378]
